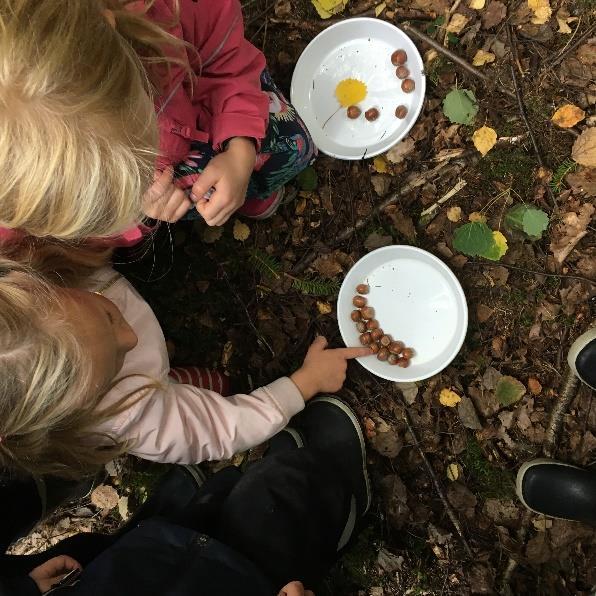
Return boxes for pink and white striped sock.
[168,367,230,396]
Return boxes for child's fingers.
[146,167,174,202]
[190,168,219,202]
[336,346,374,360]
[309,336,328,351]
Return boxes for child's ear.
[102,9,116,29]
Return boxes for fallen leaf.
[371,174,392,196]
[311,0,348,19]
[469,0,485,8]
[386,137,416,164]
[118,496,129,521]
[233,220,251,241]
[446,13,469,34]
[551,104,586,128]
[370,419,402,458]
[482,1,507,29]
[532,517,553,531]
[472,49,496,66]
[476,304,494,322]
[528,0,552,25]
[397,381,419,404]
[472,125,497,156]
[505,204,550,239]
[375,1,387,17]
[555,9,577,34]
[549,203,595,263]
[484,230,508,261]
[364,232,393,251]
[373,156,389,173]
[91,485,119,511]
[313,254,343,278]
[316,300,332,315]
[443,88,479,125]
[469,212,487,223]
[274,0,292,17]
[296,166,318,190]
[447,206,463,222]
[495,375,526,406]
[377,549,404,573]
[453,221,494,257]
[458,395,483,429]
[447,463,460,481]
[440,388,462,407]
[571,127,596,167]
[202,226,224,244]
[528,377,542,395]
[566,167,596,197]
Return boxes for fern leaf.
[249,249,282,279]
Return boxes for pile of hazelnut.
[346,49,415,122]
[351,283,415,368]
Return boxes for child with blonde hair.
[0,242,370,479]
[0,0,314,242]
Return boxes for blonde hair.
[0,0,187,240]
[0,241,149,478]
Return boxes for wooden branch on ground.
[400,23,516,100]
[418,178,467,226]
[543,22,596,69]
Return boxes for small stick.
[544,22,596,69]
[419,178,467,226]
[442,0,462,46]
[400,22,516,100]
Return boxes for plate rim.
[337,245,469,382]
[290,17,427,161]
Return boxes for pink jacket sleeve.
[109,377,305,464]
[180,0,269,149]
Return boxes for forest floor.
[12,0,596,594]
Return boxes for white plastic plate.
[290,18,426,160]
[337,246,468,382]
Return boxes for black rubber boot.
[516,458,596,524]
[568,327,596,391]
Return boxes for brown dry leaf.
[202,226,224,244]
[528,377,542,395]
[446,463,460,481]
[446,13,469,34]
[458,395,483,429]
[386,137,415,164]
[528,0,552,24]
[384,206,417,241]
[551,104,586,128]
[566,167,596,197]
[364,232,393,251]
[447,206,463,222]
[232,220,251,241]
[369,419,402,458]
[482,1,507,29]
[556,9,577,34]
[313,254,343,278]
[571,127,596,167]
[274,0,292,17]
[469,211,487,223]
[549,203,595,263]
[476,304,494,322]
[472,49,496,66]
[91,485,119,511]
[371,174,392,196]
[316,301,333,315]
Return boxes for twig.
[543,22,596,70]
[543,367,580,458]
[499,509,531,595]
[506,25,556,208]
[291,161,464,274]
[463,261,596,286]
[400,22,516,100]
[442,0,462,47]
[419,178,467,226]
[390,384,474,558]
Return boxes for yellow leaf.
[316,301,333,315]
[551,104,585,128]
[439,388,462,407]
[472,125,497,156]
[374,1,386,17]
[469,0,485,8]
[528,0,552,25]
[469,212,487,223]
[373,156,389,174]
[447,206,463,222]
[233,220,251,241]
[335,78,367,108]
[446,13,469,34]
[446,463,460,481]
[492,231,508,259]
[311,0,348,19]
[472,49,496,66]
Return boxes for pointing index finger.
[338,346,374,359]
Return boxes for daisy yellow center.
[335,79,367,108]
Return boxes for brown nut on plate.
[359,333,373,345]
[388,353,399,365]
[356,284,369,294]
[401,79,415,93]
[389,341,405,355]
[402,347,414,359]
[391,49,407,66]
[366,319,379,330]
[350,310,362,322]
[395,66,410,79]
[377,347,389,361]
[380,335,392,347]
[370,342,380,354]
[352,295,367,308]
[356,321,367,333]
[347,105,361,119]
[395,105,408,119]
[361,306,375,320]
[397,357,410,368]
[364,108,379,121]
[371,328,384,341]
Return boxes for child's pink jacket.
[150,0,269,169]
[92,269,305,463]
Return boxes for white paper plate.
[290,18,426,160]
[338,246,468,382]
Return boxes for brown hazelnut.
[377,347,389,361]
[397,358,410,368]
[371,328,384,341]
[395,66,410,79]
[391,49,407,66]
[352,295,367,308]
[356,321,367,333]
[389,341,405,355]
[388,353,399,365]
[359,333,373,345]
[402,347,414,359]
[401,79,415,93]
[395,105,408,119]
[370,342,380,354]
[356,283,370,294]
[350,310,362,322]
[366,319,380,330]
[361,306,375,320]
[347,105,361,119]
[364,108,379,122]
[380,335,392,347]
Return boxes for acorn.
[361,306,375,320]
[359,333,373,345]
[364,108,380,122]
[395,66,410,79]
[356,283,370,294]
[391,49,407,66]
[366,319,380,330]
[401,79,415,93]
[347,105,361,119]
[351,310,362,322]
[353,295,367,308]
[395,105,408,119]
[371,328,384,341]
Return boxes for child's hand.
[278,581,315,596]
[143,167,192,223]
[190,137,256,227]
[29,555,81,593]
[290,336,373,401]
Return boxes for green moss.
[462,439,515,499]
[475,148,536,198]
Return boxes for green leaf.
[447,33,460,45]
[482,231,508,261]
[505,204,549,239]
[452,222,494,257]
[426,15,445,34]
[443,88,479,125]
[495,376,526,406]
[296,166,318,191]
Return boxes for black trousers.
[1,448,353,593]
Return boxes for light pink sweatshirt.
[91,269,305,463]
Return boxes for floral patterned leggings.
[175,71,316,220]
